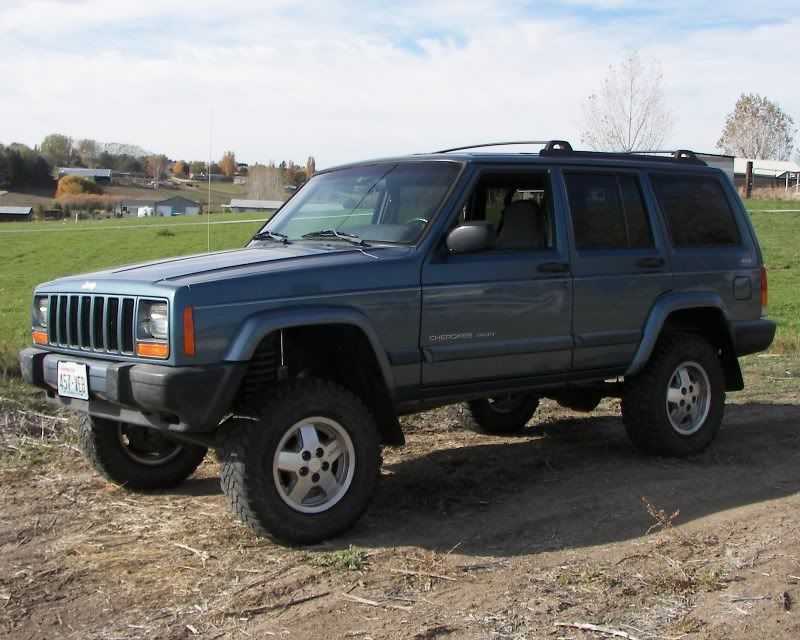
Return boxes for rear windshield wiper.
[301,229,371,247]
[253,230,291,244]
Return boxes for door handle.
[637,257,665,269]
[537,262,571,273]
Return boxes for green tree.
[189,161,207,175]
[717,93,795,160]
[40,133,75,166]
[76,138,99,167]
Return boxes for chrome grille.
[47,294,136,355]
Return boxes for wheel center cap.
[308,459,322,473]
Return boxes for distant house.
[734,158,800,191]
[116,196,202,217]
[57,167,112,184]
[222,199,284,213]
[0,206,33,222]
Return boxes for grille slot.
[48,293,139,355]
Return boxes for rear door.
[559,168,672,371]
[420,166,573,386]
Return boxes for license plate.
[57,361,89,400]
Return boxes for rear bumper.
[732,319,777,357]
[19,347,246,433]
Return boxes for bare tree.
[578,50,674,152]
[717,93,795,160]
[247,163,286,200]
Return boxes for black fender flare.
[626,292,734,377]
[223,305,396,394]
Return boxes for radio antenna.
[207,108,212,252]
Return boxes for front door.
[559,169,672,371]
[420,167,573,386]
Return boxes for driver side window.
[457,171,556,251]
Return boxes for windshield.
[255,161,461,245]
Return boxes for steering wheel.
[403,217,428,227]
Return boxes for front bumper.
[19,347,246,433]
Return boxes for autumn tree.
[306,156,316,177]
[40,133,75,166]
[220,151,236,178]
[55,175,103,198]
[578,50,674,152]
[172,160,188,177]
[717,93,795,160]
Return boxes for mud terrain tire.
[622,333,725,456]
[219,378,380,544]
[468,394,540,435]
[78,413,207,490]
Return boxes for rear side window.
[651,175,741,247]
[565,173,653,250]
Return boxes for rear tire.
[219,378,380,544]
[468,394,540,435]
[622,333,725,456]
[78,414,207,490]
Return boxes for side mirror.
[446,221,497,254]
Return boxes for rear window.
[565,173,653,250]
[651,175,741,247]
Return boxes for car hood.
[38,243,411,292]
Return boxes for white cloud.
[1,1,798,166]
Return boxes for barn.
[0,206,33,222]
[115,196,202,217]
[57,167,113,184]
[222,199,284,213]
[153,196,202,216]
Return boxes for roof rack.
[434,140,570,153]
[434,140,706,165]
[539,144,706,165]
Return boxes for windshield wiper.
[252,230,291,244]
[301,229,371,247]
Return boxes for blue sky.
[1,0,798,166]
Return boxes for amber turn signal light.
[183,307,196,356]
[136,342,169,359]
[32,330,48,345]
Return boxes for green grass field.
[0,212,266,373]
[1,201,798,374]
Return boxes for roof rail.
[539,146,706,165]
[434,140,552,153]
[432,141,707,166]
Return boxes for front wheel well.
[659,307,743,391]
[235,325,404,446]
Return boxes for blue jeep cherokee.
[19,141,776,543]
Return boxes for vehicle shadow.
[337,401,800,556]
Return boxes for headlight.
[34,296,49,328]
[139,301,169,340]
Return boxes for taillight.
[760,265,768,317]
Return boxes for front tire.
[219,379,380,544]
[78,414,207,490]
[468,394,540,435]
[622,333,725,456]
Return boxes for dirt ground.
[1,354,799,640]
